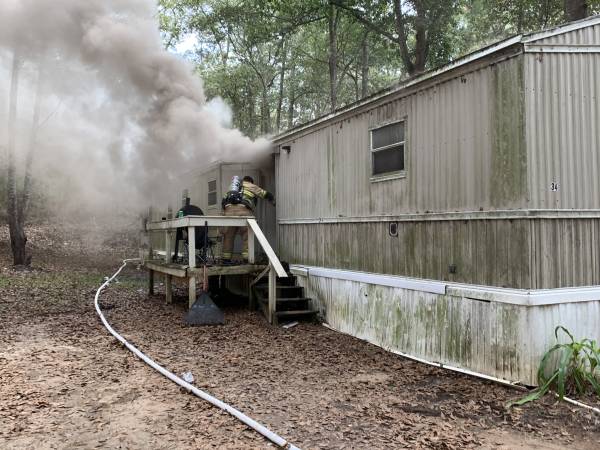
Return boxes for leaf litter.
[1,224,599,449]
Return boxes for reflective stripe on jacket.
[241,181,267,210]
[223,181,268,211]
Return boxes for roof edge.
[522,13,600,43]
[272,35,522,143]
[273,14,600,145]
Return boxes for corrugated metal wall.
[274,24,600,289]
[297,274,600,385]
[280,220,531,288]
[530,218,600,289]
[148,162,277,254]
[532,22,600,45]
[277,55,527,220]
[524,46,600,209]
[275,54,533,288]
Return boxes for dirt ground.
[1,225,600,449]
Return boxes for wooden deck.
[145,215,287,322]
[146,259,267,278]
[145,259,267,308]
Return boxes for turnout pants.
[221,204,252,260]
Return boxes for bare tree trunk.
[275,39,286,132]
[287,97,295,126]
[328,3,340,112]
[19,67,42,227]
[393,0,416,75]
[248,90,258,137]
[6,53,29,266]
[412,0,428,74]
[260,87,270,134]
[287,50,296,129]
[361,32,369,99]
[564,0,588,21]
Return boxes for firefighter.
[221,176,275,264]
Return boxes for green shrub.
[508,326,600,407]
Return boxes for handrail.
[145,215,287,278]
[247,219,287,278]
[146,215,251,231]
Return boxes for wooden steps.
[253,274,318,325]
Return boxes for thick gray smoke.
[0,0,269,219]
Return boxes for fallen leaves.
[1,224,599,449]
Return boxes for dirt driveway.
[1,226,599,449]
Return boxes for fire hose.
[94,259,300,450]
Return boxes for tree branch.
[330,0,400,45]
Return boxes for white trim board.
[291,265,600,306]
[292,266,446,295]
[278,209,600,225]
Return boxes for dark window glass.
[372,145,404,176]
[208,191,217,206]
[208,180,217,206]
[372,122,404,149]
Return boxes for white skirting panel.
[293,265,600,385]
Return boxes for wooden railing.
[145,215,287,323]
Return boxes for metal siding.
[533,23,600,45]
[525,50,600,209]
[279,220,532,288]
[276,56,528,221]
[298,274,600,385]
[299,276,600,385]
[530,218,600,288]
[188,167,218,213]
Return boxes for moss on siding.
[490,57,528,207]
[327,129,336,212]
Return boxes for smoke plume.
[0,0,270,219]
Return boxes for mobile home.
[271,16,600,384]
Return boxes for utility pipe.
[95,259,300,450]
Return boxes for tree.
[331,0,460,76]
[564,0,588,20]
[5,52,42,267]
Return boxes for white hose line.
[560,394,600,415]
[95,259,300,450]
[322,322,600,415]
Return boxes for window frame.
[369,119,407,183]
[207,179,217,207]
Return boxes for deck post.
[165,275,172,304]
[189,277,196,308]
[268,263,276,325]
[247,220,255,264]
[187,226,196,268]
[164,231,173,304]
[165,230,171,263]
[148,227,154,295]
[148,269,154,295]
[188,225,197,309]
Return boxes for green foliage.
[158,1,600,138]
[508,326,600,407]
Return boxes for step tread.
[258,297,312,303]
[275,309,318,317]
[254,285,301,290]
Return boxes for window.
[370,121,405,179]
[207,180,217,206]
